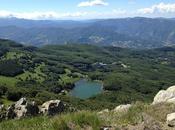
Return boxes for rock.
[15,98,27,107]
[98,109,109,115]
[1,98,65,120]
[25,101,39,116]
[6,104,16,119]
[167,113,175,127]
[0,104,6,121]
[14,100,39,119]
[40,100,64,116]
[6,98,39,119]
[100,126,113,130]
[0,104,4,111]
[152,85,175,104]
[14,98,27,118]
[60,90,68,95]
[113,104,132,113]
[167,86,175,92]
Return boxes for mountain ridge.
[0,17,175,49]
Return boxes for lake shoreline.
[69,79,103,99]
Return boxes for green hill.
[0,39,175,110]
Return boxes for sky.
[0,0,175,20]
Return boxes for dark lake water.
[70,79,103,99]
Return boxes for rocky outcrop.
[0,98,65,120]
[152,85,175,128]
[6,98,39,119]
[152,85,175,105]
[40,100,65,116]
[15,99,39,119]
[167,113,175,127]
[113,104,132,113]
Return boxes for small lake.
[70,79,103,99]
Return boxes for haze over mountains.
[0,17,175,49]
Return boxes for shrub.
[6,89,23,101]
[35,91,56,103]
[0,86,8,97]
[0,60,23,76]
[49,86,62,94]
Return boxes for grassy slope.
[0,76,18,87]
[0,103,175,130]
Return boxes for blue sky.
[0,0,175,19]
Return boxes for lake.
[70,79,103,99]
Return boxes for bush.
[0,86,8,97]
[35,91,56,103]
[0,60,23,76]
[6,89,23,101]
[49,86,62,94]
[104,74,124,91]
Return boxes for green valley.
[0,39,175,110]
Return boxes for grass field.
[0,76,18,87]
[0,111,102,130]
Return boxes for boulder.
[152,85,175,104]
[98,109,109,115]
[167,113,175,127]
[14,100,39,119]
[25,101,39,116]
[6,104,16,119]
[6,98,39,119]
[60,90,68,95]
[40,100,64,116]
[113,104,132,113]
[0,104,4,111]
[14,97,27,118]
[15,97,27,107]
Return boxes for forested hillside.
[0,39,175,110]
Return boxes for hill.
[0,39,175,110]
[0,17,175,48]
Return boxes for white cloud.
[0,9,127,20]
[138,2,175,14]
[78,0,108,7]
[1,2,175,20]
[0,10,89,19]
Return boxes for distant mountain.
[0,17,93,28]
[0,17,175,49]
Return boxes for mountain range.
[0,17,175,49]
